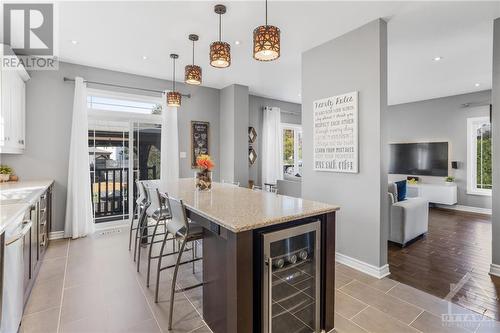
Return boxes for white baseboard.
[435,204,492,215]
[48,231,65,240]
[94,221,129,231]
[336,252,390,279]
[490,264,500,277]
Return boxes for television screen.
[389,142,449,176]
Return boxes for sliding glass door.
[89,120,130,223]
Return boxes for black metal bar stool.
[154,195,203,330]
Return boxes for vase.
[195,170,212,191]
[0,174,10,182]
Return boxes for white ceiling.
[51,1,500,105]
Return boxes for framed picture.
[313,91,358,173]
[191,121,210,168]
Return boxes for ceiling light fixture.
[235,40,241,45]
[210,4,231,68]
[167,54,181,107]
[475,83,480,87]
[71,40,78,45]
[433,56,443,61]
[253,0,280,62]
[185,34,202,85]
[142,56,148,60]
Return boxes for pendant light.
[185,34,202,85]
[253,0,280,61]
[167,54,181,107]
[210,4,231,68]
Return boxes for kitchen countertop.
[152,178,339,233]
[0,180,54,234]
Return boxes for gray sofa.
[388,183,429,246]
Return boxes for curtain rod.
[63,77,191,98]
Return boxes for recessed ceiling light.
[433,56,443,61]
[474,83,480,87]
[71,40,78,45]
[142,56,148,60]
[235,40,241,45]
[298,93,301,97]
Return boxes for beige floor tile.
[115,319,161,333]
[352,306,421,333]
[24,276,64,315]
[336,263,398,292]
[61,281,107,324]
[20,306,60,333]
[44,239,69,259]
[190,324,213,333]
[150,293,203,332]
[387,282,482,322]
[335,271,355,289]
[37,256,67,282]
[335,290,368,319]
[106,286,154,331]
[340,280,422,324]
[410,311,473,333]
[334,312,369,333]
[60,313,109,333]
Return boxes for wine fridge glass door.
[263,221,321,333]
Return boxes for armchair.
[388,183,429,247]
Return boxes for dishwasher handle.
[6,220,32,246]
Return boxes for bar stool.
[154,195,203,330]
[135,185,171,278]
[129,180,148,252]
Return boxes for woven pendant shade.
[253,25,280,61]
[185,65,202,85]
[185,34,202,85]
[210,41,231,68]
[167,91,181,107]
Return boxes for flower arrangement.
[195,155,214,191]
[196,154,215,171]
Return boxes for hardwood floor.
[388,208,500,320]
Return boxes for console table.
[407,183,457,205]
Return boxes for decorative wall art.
[191,121,210,168]
[313,91,358,173]
[248,127,258,165]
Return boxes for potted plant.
[195,155,214,191]
[445,176,455,184]
[0,165,13,182]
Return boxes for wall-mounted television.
[389,142,449,177]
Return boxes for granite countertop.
[154,178,339,233]
[0,180,54,234]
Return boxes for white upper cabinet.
[0,51,30,154]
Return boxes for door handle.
[266,257,273,333]
[6,220,32,246]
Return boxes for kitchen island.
[154,179,339,333]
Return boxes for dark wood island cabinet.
[155,179,339,333]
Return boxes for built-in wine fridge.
[262,221,321,333]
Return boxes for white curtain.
[160,93,179,186]
[64,77,95,239]
[262,106,283,185]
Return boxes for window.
[467,116,492,196]
[281,124,302,177]
[87,92,162,115]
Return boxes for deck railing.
[90,166,157,222]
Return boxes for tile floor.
[19,227,500,333]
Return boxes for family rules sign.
[313,91,359,173]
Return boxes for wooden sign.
[191,121,210,168]
[313,91,358,173]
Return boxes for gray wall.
[302,19,389,269]
[248,95,301,185]
[219,84,249,186]
[492,18,500,267]
[388,90,492,209]
[0,61,220,232]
